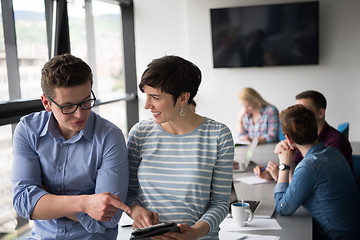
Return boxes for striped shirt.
[127,117,234,239]
[239,105,279,143]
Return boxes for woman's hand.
[278,148,295,166]
[274,140,293,154]
[130,204,159,229]
[253,165,273,180]
[274,140,295,167]
[151,223,198,240]
[253,161,279,181]
[265,161,279,181]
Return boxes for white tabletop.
[118,143,313,240]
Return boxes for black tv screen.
[210,1,319,68]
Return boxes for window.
[0,125,16,233]
[0,1,137,237]
[68,0,127,133]
[93,0,125,100]
[93,0,127,133]
[68,0,87,60]
[13,0,48,100]
[0,2,9,102]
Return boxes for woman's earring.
[179,106,185,117]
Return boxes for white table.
[231,166,312,240]
[118,143,313,240]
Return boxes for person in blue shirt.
[12,53,131,239]
[274,104,360,240]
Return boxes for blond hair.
[238,87,270,107]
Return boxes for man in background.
[254,90,353,180]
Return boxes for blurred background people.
[236,87,279,144]
[255,90,352,180]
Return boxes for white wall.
[133,0,360,142]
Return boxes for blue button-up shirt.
[274,142,360,239]
[12,111,128,239]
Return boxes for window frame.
[0,0,138,131]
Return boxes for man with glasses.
[12,53,130,239]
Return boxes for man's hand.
[83,192,131,221]
[130,204,159,229]
[31,192,130,221]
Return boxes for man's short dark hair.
[295,90,327,110]
[139,55,201,105]
[41,53,93,98]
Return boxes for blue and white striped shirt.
[127,117,234,239]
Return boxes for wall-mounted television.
[210,1,319,68]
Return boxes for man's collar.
[40,111,95,142]
[82,111,95,141]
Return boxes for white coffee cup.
[231,202,254,227]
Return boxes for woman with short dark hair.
[127,55,234,239]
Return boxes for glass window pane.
[68,0,87,60]
[68,0,127,133]
[13,0,48,100]
[0,125,17,233]
[0,2,9,102]
[93,101,127,135]
[93,0,125,100]
[92,0,127,134]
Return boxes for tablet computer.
[130,222,180,239]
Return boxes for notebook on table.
[233,137,259,172]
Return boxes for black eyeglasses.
[47,90,96,115]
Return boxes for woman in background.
[127,55,234,239]
[236,87,279,144]
[274,104,360,240]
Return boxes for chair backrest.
[337,122,349,139]
[352,155,360,189]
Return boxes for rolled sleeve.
[77,128,128,233]
[12,183,48,220]
[12,119,48,219]
[76,211,122,233]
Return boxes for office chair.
[337,122,349,139]
[352,155,360,189]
